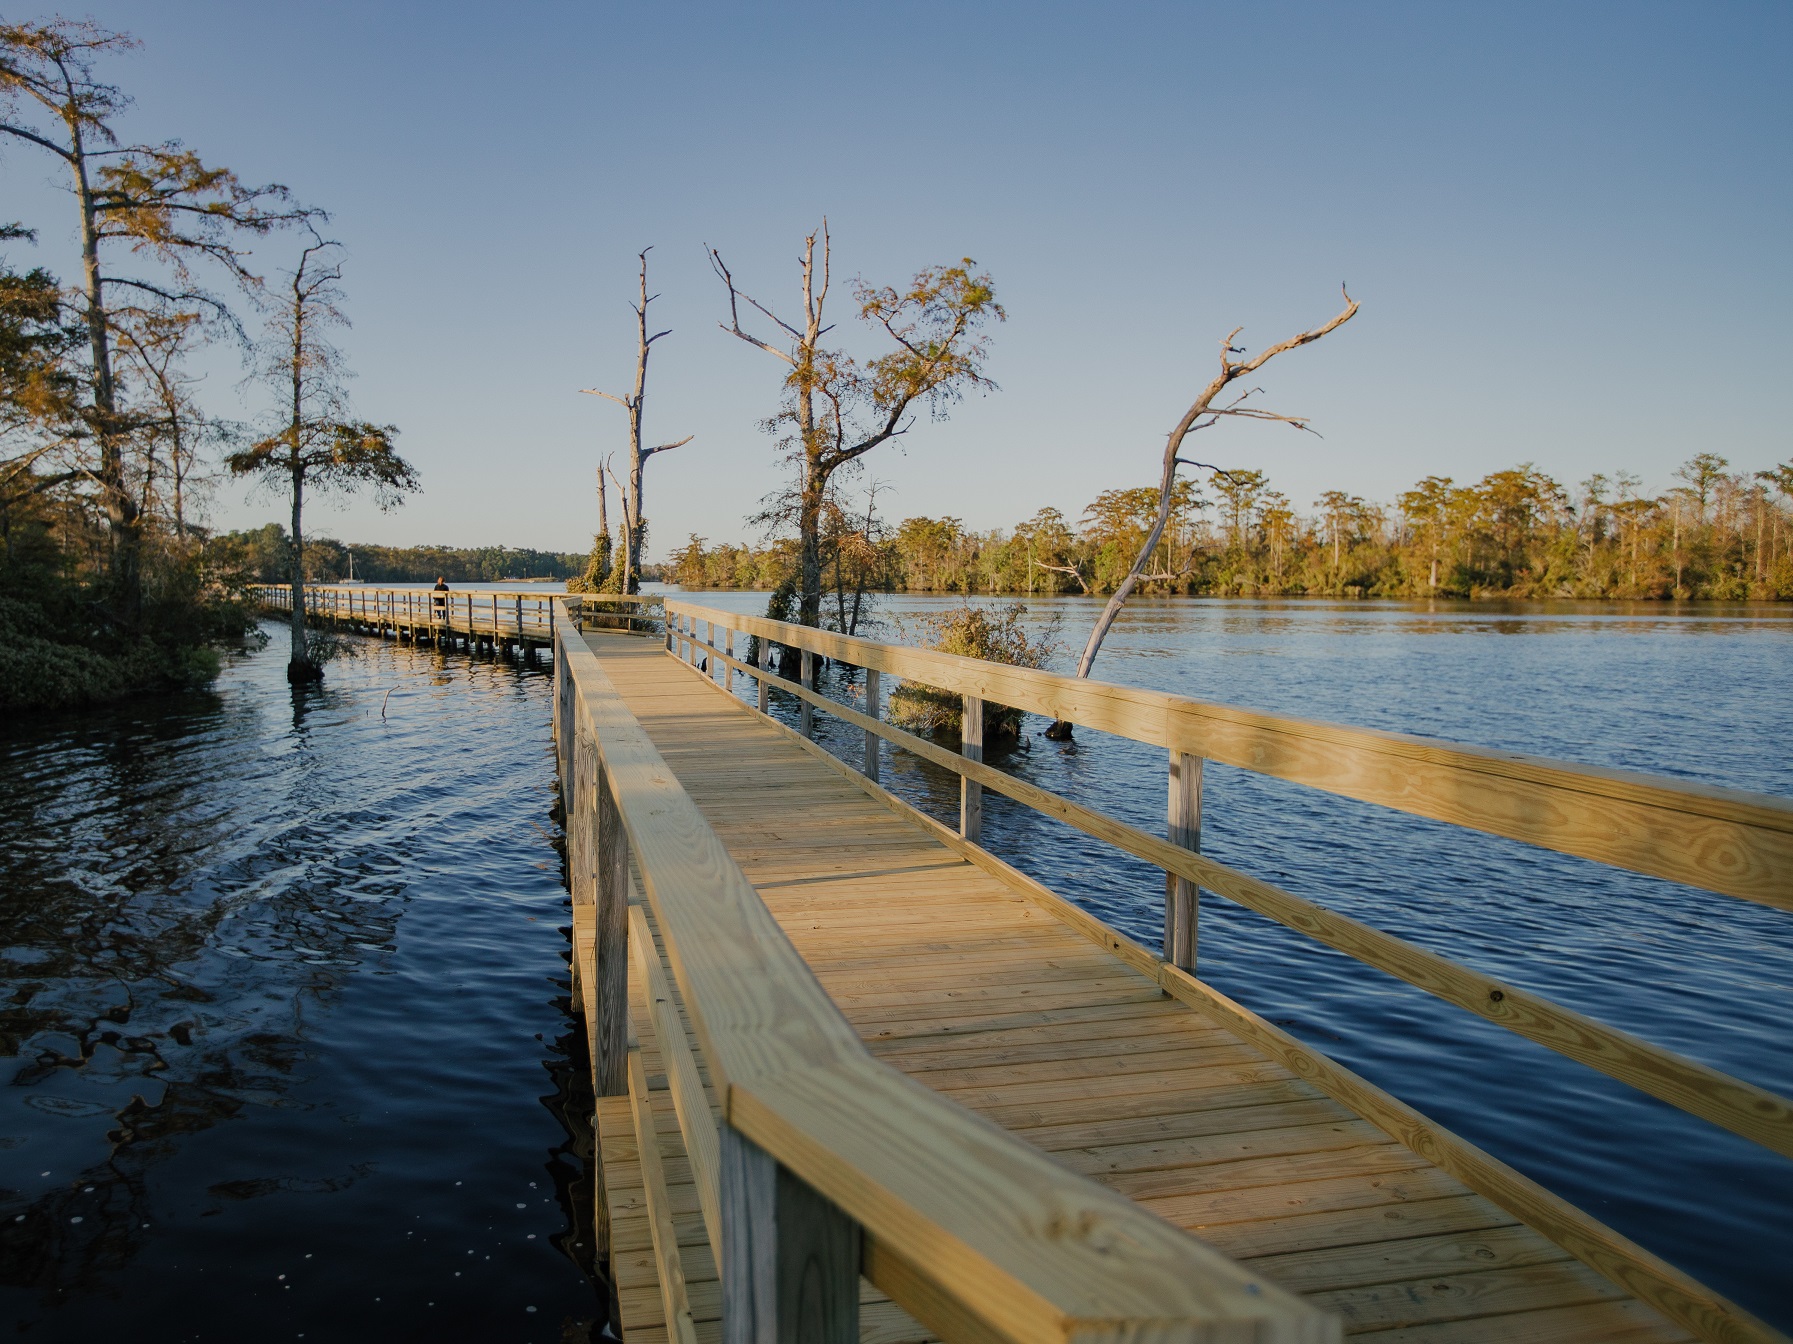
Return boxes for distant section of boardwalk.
[563,622,1777,1344]
[253,584,657,656]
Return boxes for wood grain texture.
[864,670,881,782]
[1167,750,1200,970]
[962,695,984,844]
[593,756,630,1098]
[633,1047,703,1344]
[663,600,1793,908]
[1155,967,1782,1344]
[633,903,725,1270]
[721,1124,861,1344]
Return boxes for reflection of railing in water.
[249,584,662,650]
[622,596,1793,1344]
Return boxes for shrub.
[887,602,1059,742]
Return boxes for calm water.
[684,592,1793,1329]
[0,629,599,1341]
[2,595,1789,1336]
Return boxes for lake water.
[0,632,598,1341]
[2,594,1789,1336]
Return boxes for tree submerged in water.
[226,230,417,683]
[887,602,1058,743]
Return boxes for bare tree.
[114,308,205,537]
[581,248,690,594]
[226,231,416,682]
[1057,291,1358,728]
[710,221,1002,639]
[2,18,312,624]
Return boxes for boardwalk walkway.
[571,630,1694,1344]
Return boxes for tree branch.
[641,434,693,459]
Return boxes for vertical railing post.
[863,669,881,781]
[593,755,629,1098]
[720,1126,860,1344]
[1166,749,1202,971]
[722,629,733,691]
[960,695,984,843]
[799,650,814,736]
[757,641,770,714]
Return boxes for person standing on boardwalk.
[432,576,450,623]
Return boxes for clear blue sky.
[6,1,1789,556]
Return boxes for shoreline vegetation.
[667,456,1793,605]
[204,524,587,585]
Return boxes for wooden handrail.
[664,600,1793,909]
[555,606,1335,1344]
[664,616,1788,1344]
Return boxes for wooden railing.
[659,598,1792,1344]
[251,584,661,639]
[552,601,1335,1344]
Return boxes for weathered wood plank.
[631,1048,702,1344]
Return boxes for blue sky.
[5,1,1789,555]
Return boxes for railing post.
[722,629,733,690]
[961,695,984,843]
[757,642,770,714]
[593,757,629,1098]
[863,670,881,781]
[1166,749,1202,971]
[720,1126,860,1344]
[799,650,814,736]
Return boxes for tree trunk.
[798,466,825,629]
[71,128,142,628]
[625,456,646,595]
[288,461,313,681]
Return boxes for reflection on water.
[1,629,599,1341]
[683,590,1793,1330]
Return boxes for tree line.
[2,17,418,700]
[666,452,1793,603]
[206,524,585,584]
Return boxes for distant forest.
[667,455,1793,602]
[208,524,587,584]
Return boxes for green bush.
[887,602,1059,742]
[0,562,260,714]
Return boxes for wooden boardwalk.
[569,630,1703,1344]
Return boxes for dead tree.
[1051,291,1358,736]
[581,247,691,594]
[710,221,1000,645]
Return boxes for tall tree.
[711,222,1002,640]
[1396,476,1455,592]
[1063,290,1358,695]
[1,18,310,624]
[226,232,416,682]
[581,248,690,594]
